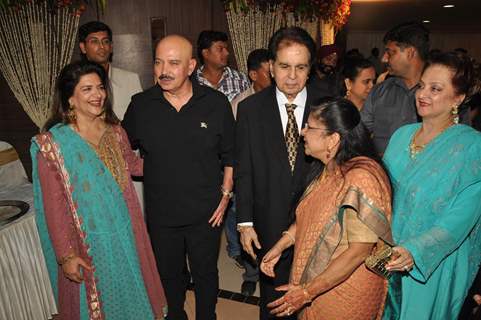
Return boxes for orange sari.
[291,157,393,320]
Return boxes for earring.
[451,104,459,124]
[66,105,76,123]
[345,88,351,99]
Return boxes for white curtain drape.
[0,1,79,129]
[226,4,319,74]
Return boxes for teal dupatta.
[31,124,154,320]
[382,123,481,319]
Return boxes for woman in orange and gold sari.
[260,97,393,319]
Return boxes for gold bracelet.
[282,230,295,244]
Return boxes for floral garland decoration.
[0,0,106,15]
[222,0,351,29]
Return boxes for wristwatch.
[221,186,233,199]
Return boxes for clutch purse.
[365,244,392,279]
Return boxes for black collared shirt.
[122,82,235,227]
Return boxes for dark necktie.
[285,103,299,173]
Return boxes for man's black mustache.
[159,74,175,81]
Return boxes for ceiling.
[346,0,481,33]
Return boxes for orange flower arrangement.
[222,0,352,29]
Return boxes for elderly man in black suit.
[235,27,331,319]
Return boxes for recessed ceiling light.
[443,4,455,8]
[423,20,430,23]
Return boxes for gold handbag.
[365,244,392,279]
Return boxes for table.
[0,183,57,320]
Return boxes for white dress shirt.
[275,86,307,135]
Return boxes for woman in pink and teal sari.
[31,61,167,320]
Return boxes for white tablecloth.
[0,183,57,320]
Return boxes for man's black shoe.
[241,280,256,296]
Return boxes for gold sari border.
[36,132,105,320]
[341,187,394,246]
[0,147,19,166]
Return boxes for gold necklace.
[409,122,453,159]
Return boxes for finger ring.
[286,307,292,315]
[404,265,409,271]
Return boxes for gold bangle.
[282,230,295,244]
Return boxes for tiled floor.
[184,232,260,319]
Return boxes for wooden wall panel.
[77,0,232,88]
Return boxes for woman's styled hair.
[43,60,118,131]
[426,51,479,100]
[304,97,380,185]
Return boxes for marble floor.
[184,232,260,319]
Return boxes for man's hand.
[208,195,230,227]
[239,226,261,260]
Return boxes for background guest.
[230,48,272,297]
[231,49,272,118]
[195,30,250,271]
[361,21,430,154]
[341,58,376,110]
[368,47,384,76]
[79,21,142,120]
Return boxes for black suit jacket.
[234,84,329,253]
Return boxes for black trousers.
[150,222,221,320]
[259,248,296,320]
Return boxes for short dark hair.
[383,21,430,61]
[247,49,269,72]
[44,61,118,131]
[340,58,374,96]
[427,51,477,99]
[268,27,316,66]
[371,47,379,57]
[78,21,113,62]
[78,21,112,43]
[196,30,228,64]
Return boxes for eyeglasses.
[86,38,112,46]
[303,123,329,132]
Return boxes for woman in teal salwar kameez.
[382,52,481,319]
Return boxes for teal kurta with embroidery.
[382,123,481,319]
